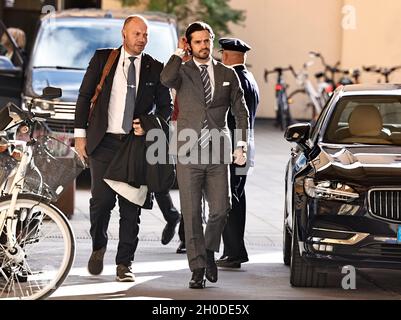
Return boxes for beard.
[125,42,146,55]
[193,48,210,60]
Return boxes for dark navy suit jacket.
[228,64,260,166]
[74,47,172,155]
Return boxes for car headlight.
[36,101,51,110]
[34,100,55,112]
[304,178,359,202]
[23,97,55,113]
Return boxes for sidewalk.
[69,120,288,250]
[51,121,401,300]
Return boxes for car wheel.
[290,218,327,287]
[283,207,292,266]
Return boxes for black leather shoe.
[189,268,206,289]
[176,241,186,254]
[205,250,218,283]
[216,256,248,269]
[161,216,180,245]
[87,247,106,275]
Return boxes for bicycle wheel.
[276,92,287,131]
[279,92,292,130]
[274,95,282,129]
[0,194,75,300]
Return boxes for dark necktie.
[122,56,137,133]
[199,64,212,148]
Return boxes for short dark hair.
[185,21,215,44]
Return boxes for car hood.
[312,144,401,184]
[30,68,85,102]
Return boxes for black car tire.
[290,218,327,287]
[283,222,292,266]
[283,166,292,266]
[283,206,292,266]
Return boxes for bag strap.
[88,49,119,120]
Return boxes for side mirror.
[0,56,16,70]
[285,122,311,153]
[41,87,62,100]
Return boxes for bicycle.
[264,66,296,131]
[337,68,360,85]
[286,60,323,123]
[363,65,401,83]
[309,51,349,104]
[0,87,85,299]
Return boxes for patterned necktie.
[122,56,137,133]
[200,64,212,105]
[199,64,212,148]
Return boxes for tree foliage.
[196,0,245,36]
[121,0,141,6]
[120,0,245,38]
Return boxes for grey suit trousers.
[177,154,231,271]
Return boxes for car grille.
[46,103,76,134]
[45,118,75,134]
[358,243,401,260]
[369,189,401,223]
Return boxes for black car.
[284,84,401,287]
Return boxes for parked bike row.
[264,51,401,130]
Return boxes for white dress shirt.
[230,63,245,68]
[74,47,142,137]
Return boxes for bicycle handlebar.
[309,51,328,69]
[3,102,51,135]
[309,51,344,78]
[7,102,51,121]
[363,65,378,72]
[363,65,401,76]
[264,66,296,83]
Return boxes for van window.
[32,18,176,70]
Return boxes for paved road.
[51,120,401,300]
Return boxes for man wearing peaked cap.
[218,37,252,52]
[216,37,260,269]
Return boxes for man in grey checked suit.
[160,21,249,289]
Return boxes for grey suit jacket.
[161,55,249,163]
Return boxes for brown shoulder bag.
[88,49,119,122]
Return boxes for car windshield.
[32,18,176,69]
[323,95,401,145]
